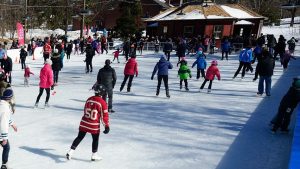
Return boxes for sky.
[2,25,299,169]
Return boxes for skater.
[221,38,230,60]
[112,48,122,63]
[274,35,286,61]
[19,46,28,69]
[281,50,296,71]
[270,77,300,133]
[192,50,207,80]
[51,50,62,86]
[232,46,253,79]
[42,41,52,62]
[178,60,192,91]
[85,43,95,73]
[66,84,110,161]
[24,65,34,87]
[151,55,173,97]
[163,38,173,61]
[200,60,221,93]
[253,49,275,96]
[66,41,73,60]
[120,55,138,92]
[100,36,108,54]
[1,56,12,84]
[34,59,54,108]
[97,59,117,113]
[0,89,18,169]
[287,37,298,55]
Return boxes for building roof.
[146,3,264,21]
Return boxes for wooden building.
[145,2,265,47]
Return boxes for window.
[184,26,194,36]
[213,25,223,39]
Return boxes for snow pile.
[221,5,258,19]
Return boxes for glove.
[151,76,154,80]
[103,126,110,134]
[51,85,54,90]
[253,78,257,81]
[189,75,192,78]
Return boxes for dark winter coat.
[85,45,95,62]
[177,43,186,57]
[255,55,275,77]
[66,43,73,55]
[279,86,300,109]
[163,42,173,52]
[287,38,298,51]
[192,56,207,69]
[1,57,12,72]
[20,49,28,60]
[152,57,173,77]
[275,37,286,53]
[97,65,117,90]
[221,41,230,52]
[51,54,62,71]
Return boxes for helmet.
[93,84,107,95]
[293,76,300,89]
[1,89,13,100]
[211,60,218,65]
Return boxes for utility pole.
[80,0,86,39]
[24,0,28,44]
[65,0,69,35]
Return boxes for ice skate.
[185,87,189,91]
[108,109,115,113]
[207,89,211,93]
[44,102,50,108]
[34,102,38,108]
[91,153,102,161]
[66,149,74,160]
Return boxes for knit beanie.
[1,89,13,100]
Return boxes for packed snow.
[2,27,300,169]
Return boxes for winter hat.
[45,59,52,65]
[105,59,111,66]
[1,89,13,100]
[211,60,218,66]
[160,54,167,60]
[293,77,300,88]
[198,47,203,51]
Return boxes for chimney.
[180,0,183,7]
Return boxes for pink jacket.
[205,65,220,80]
[39,64,53,88]
[124,58,138,76]
[24,67,34,77]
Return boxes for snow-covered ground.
[2,25,300,169]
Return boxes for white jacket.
[0,100,13,141]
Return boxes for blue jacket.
[192,56,207,69]
[239,48,253,63]
[221,41,230,52]
[152,57,173,77]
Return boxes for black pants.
[222,51,229,60]
[67,54,71,60]
[0,141,10,165]
[124,51,129,61]
[36,88,50,103]
[86,59,93,73]
[157,75,169,91]
[70,131,100,153]
[164,51,171,61]
[197,69,205,79]
[21,58,26,69]
[101,45,108,54]
[180,79,188,88]
[200,79,213,89]
[272,104,294,131]
[53,70,59,83]
[43,53,50,62]
[120,75,134,91]
[102,89,113,109]
[233,62,252,78]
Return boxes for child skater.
[66,84,110,161]
[200,60,221,93]
[192,50,207,80]
[281,50,296,71]
[112,48,122,63]
[24,65,34,87]
[178,60,192,91]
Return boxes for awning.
[235,20,254,25]
[147,22,158,27]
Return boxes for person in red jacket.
[42,42,52,62]
[112,48,122,63]
[24,65,34,87]
[200,60,221,93]
[120,55,138,92]
[66,84,110,161]
[34,59,54,108]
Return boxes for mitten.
[151,76,154,80]
[103,126,110,134]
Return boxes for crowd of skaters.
[0,31,299,168]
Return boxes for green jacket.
[178,64,191,80]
